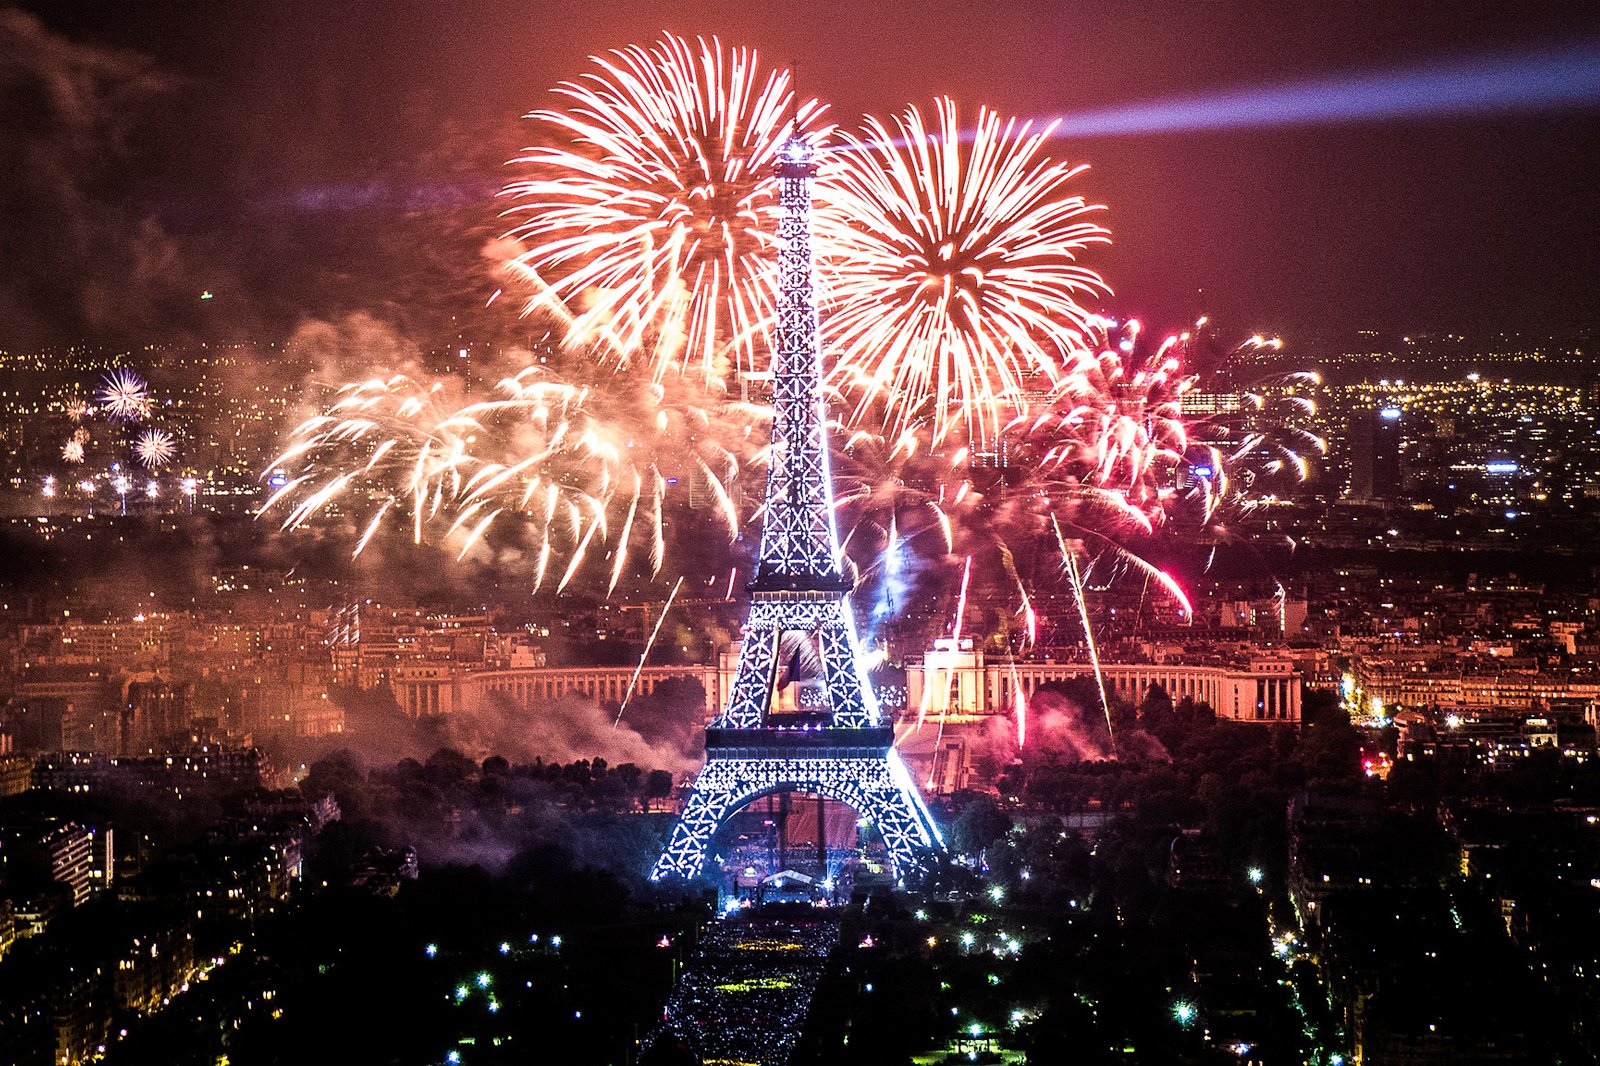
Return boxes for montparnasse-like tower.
[650,132,944,883]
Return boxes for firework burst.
[836,319,1323,642]
[1032,316,1324,538]
[266,375,498,558]
[455,365,757,592]
[98,369,153,422]
[266,362,761,593]
[817,98,1109,446]
[62,434,86,463]
[501,33,827,387]
[134,428,177,470]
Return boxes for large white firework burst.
[816,98,1109,446]
[265,366,759,594]
[500,33,827,387]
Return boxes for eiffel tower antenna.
[651,102,944,884]
[788,60,800,139]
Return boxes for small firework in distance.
[134,428,177,470]
[98,369,153,422]
[62,435,86,464]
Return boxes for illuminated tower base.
[652,728,939,881]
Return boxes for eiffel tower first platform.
[650,134,945,883]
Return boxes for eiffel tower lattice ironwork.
[650,133,944,882]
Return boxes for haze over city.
[1,2,1599,1065]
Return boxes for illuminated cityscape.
[2,2,1599,1065]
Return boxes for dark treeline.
[301,747,679,882]
[952,683,1362,909]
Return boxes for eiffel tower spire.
[750,133,849,593]
[650,127,944,884]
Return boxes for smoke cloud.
[976,686,1170,770]
[0,8,199,347]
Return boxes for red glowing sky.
[12,0,1600,344]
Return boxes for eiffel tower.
[650,132,944,883]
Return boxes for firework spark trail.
[1065,547,1115,758]
[501,33,827,387]
[818,97,1108,446]
[918,552,976,785]
[950,554,972,642]
[1009,657,1027,750]
[615,575,686,729]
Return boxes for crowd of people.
[642,911,840,1066]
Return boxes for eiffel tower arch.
[650,133,944,883]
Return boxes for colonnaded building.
[388,638,1304,728]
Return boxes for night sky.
[6,0,1600,350]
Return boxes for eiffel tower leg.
[862,751,945,876]
[718,627,779,729]
[817,621,872,727]
[652,766,734,881]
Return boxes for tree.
[644,769,675,811]
[612,762,645,809]
[303,749,369,820]
[949,794,1012,858]
[423,747,477,788]
[1140,684,1175,736]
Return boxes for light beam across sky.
[1042,41,1600,138]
